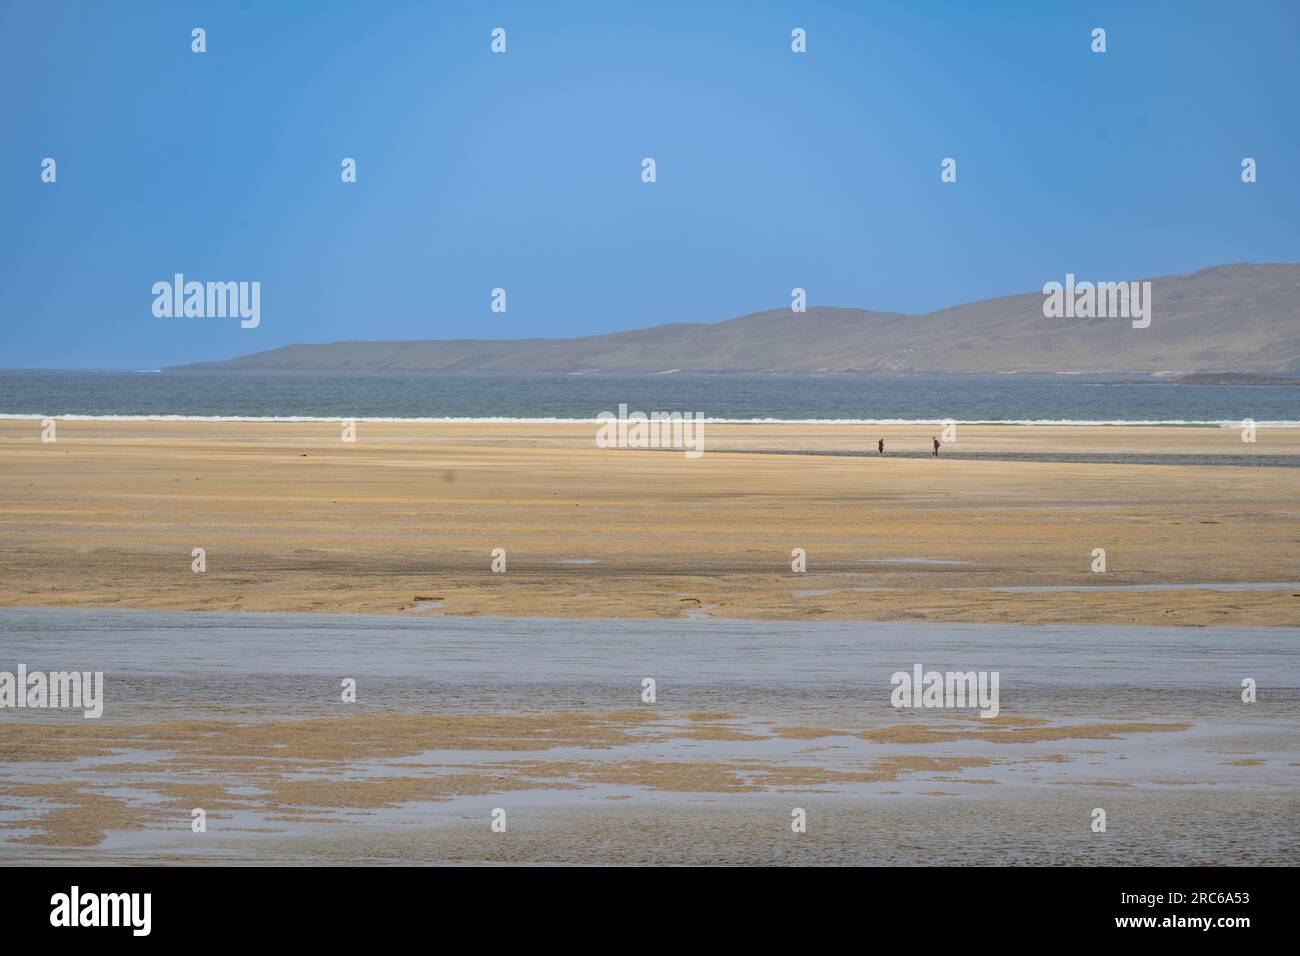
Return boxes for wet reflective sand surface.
[2,609,1295,864]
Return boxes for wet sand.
[2,420,1296,863]
[1,609,1295,865]
[1,419,1297,626]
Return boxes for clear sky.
[1,0,1297,369]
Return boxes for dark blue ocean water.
[0,369,1296,424]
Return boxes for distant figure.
[878,438,885,457]
[932,436,940,457]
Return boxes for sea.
[0,369,1297,425]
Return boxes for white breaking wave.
[1,414,1297,427]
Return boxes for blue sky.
[1,0,1297,369]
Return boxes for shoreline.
[4,414,1298,427]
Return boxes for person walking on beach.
[878,438,885,457]
[932,436,940,457]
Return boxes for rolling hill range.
[172,263,1300,376]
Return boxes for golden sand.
[0,711,659,763]
[1,419,1296,626]
[0,710,1194,846]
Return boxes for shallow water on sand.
[1,609,1296,864]
[1,608,1297,719]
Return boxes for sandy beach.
[3,419,1296,863]
[0,419,1296,627]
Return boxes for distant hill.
[170,263,1300,376]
